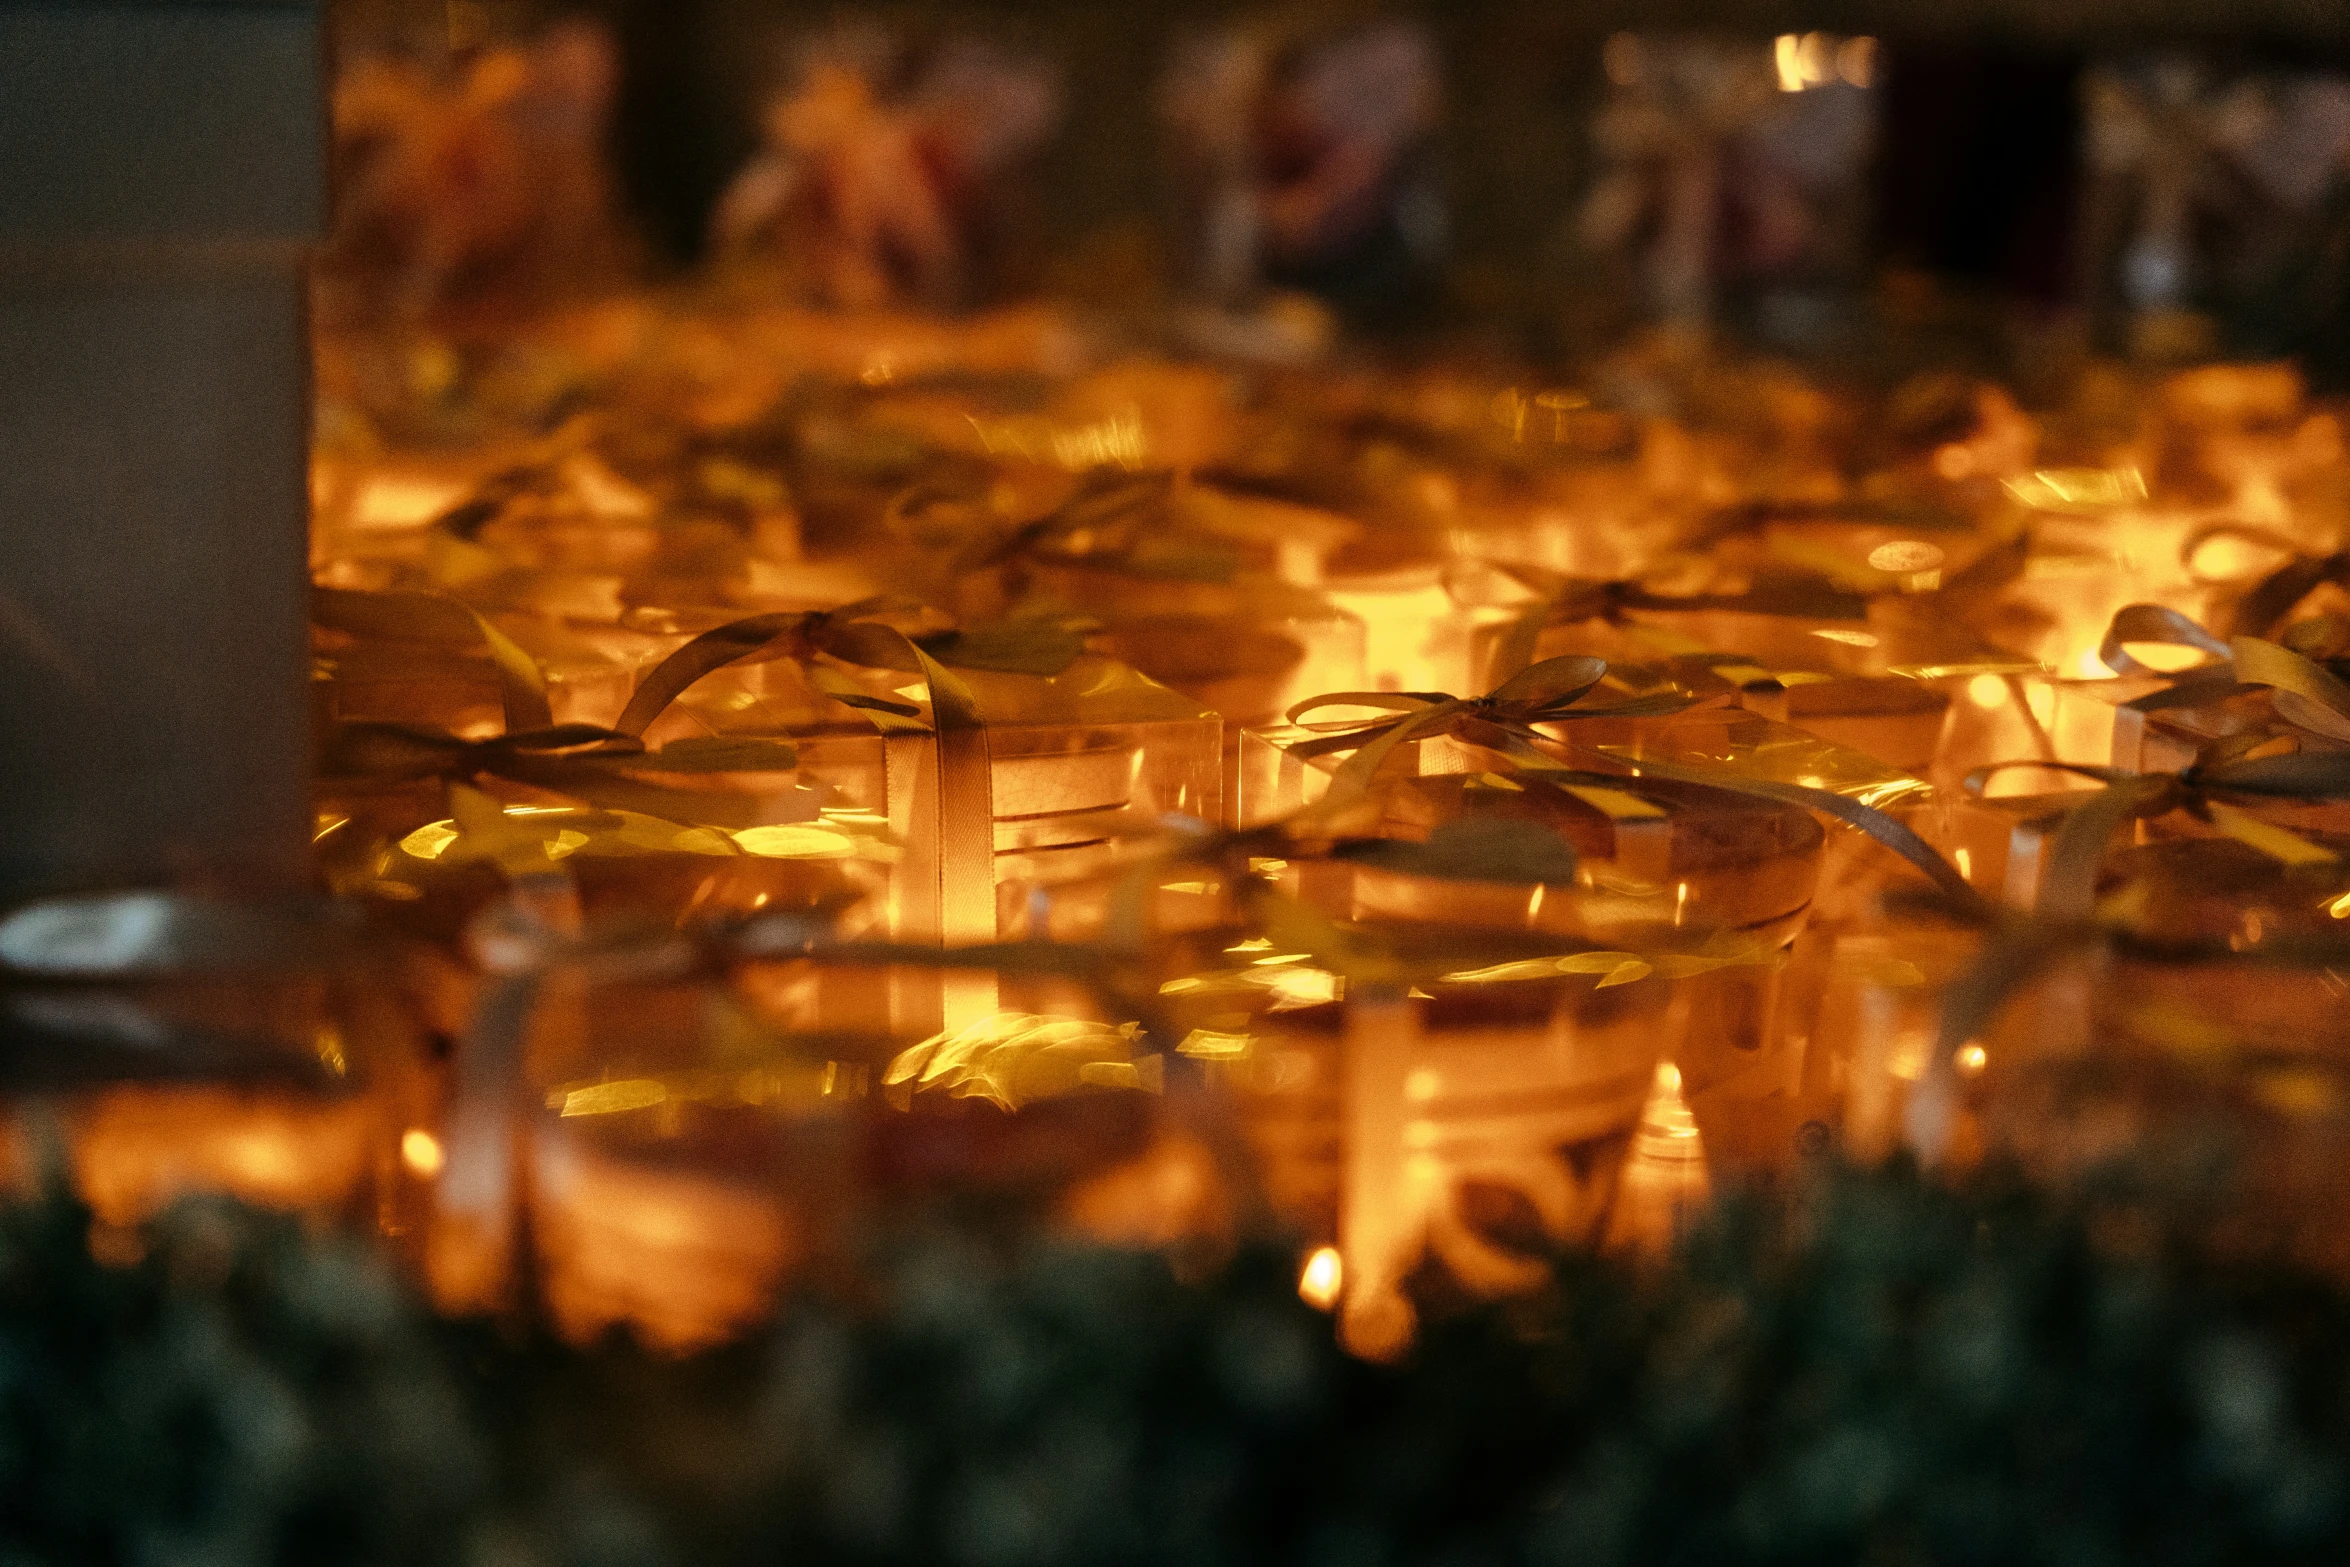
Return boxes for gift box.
[622,610,1220,1026]
[1576,31,1879,335]
[1765,914,1987,1168]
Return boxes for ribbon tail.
[2038,776,2172,923]
[1328,706,1455,801]
[1612,756,1989,920]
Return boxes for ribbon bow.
[1283,655,1694,800]
[1965,730,2350,923]
[2098,601,2350,744]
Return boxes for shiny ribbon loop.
[2098,602,2234,680]
[2182,520,2350,638]
[1284,655,1694,799]
[1601,754,1988,917]
[613,596,935,739]
[2096,604,2350,744]
[2229,633,2350,744]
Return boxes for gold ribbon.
[2183,520,2350,640]
[951,471,1258,586]
[2097,602,2350,744]
[1450,560,1873,685]
[613,598,999,948]
[320,722,818,831]
[1283,655,1695,800]
[1965,733,2350,923]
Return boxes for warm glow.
[1773,35,1803,92]
[1602,32,1643,87]
[1774,34,1835,93]
[1836,36,1877,88]
[398,820,460,861]
[1967,674,2010,709]
[1954,848,1974,879]
[1298,1246,1344,1311]
[401,1128,445,1178]
[1868,540,1944,575]
[730,823,857,858]
[1955,1043,1989,1077]
[2329,890,2350,919]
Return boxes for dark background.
[332,1,2350,368]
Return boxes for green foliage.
[0,1183,482,1566]
[9,1160,2350,1565]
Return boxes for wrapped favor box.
[633,627,1222,965]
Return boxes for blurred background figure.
[1161,10,1445,323]
[319,16,630,327]
[708,25,1061,311]
[2080,55,2350,365]
[1578,31,1877,345]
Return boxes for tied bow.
[1284,656,1695,800]
[617,596,945,739]
[2099,601,2350,744]
[1966,733,2350,924]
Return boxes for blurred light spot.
[559,1079,668,1117]
[1299,1246,1343,1310]
[732,824,856,859]
[1837,36,1878,87]
[1955,847,1974,879]
[401,1129,445,1178]
[1969,673,2010,708]
[1774,34,1805,92]
[398,821,459,861]
[1955,1043,1989,1077]
[1869,540,1945,575]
